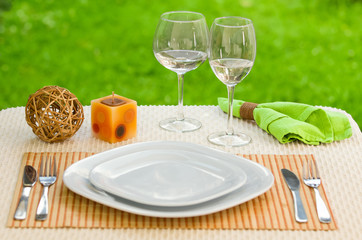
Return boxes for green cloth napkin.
[218,98,352,145]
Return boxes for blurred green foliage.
[0,0,361,128]
[0,0,12,12]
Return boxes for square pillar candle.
[91,93,137,143]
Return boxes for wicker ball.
[25,86,84,143]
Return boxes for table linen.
[0,105,361,240]
[218,98,352,144]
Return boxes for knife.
[281,168,308,223]
[14,165,37,220]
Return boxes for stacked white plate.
[63,141,274,218]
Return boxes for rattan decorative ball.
[25,86,84,143]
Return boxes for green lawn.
[0,0,361,128]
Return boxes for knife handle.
[291,190,308,223]
[14,187,32,220]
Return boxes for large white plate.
[63,141,274,218]
[89,149,247,207]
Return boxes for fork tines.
[303,158,320,179]
[40,156,57,177]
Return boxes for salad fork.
[36,156,57,220]
[302,158,331,223]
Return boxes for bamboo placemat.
[7,152,337,230]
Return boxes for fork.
[302,158,331,223]
[36,156,57,220]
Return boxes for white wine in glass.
[208,17,256,146]
[153,11,209,132]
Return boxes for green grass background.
[0,0,361,128]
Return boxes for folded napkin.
[218,98,352,145]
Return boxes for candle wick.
[112,91,114,104]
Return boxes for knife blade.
[281,168,308,223]
[14,165,37,220]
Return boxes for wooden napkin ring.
[240,102,258,120]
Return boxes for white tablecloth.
[0,105,361,240]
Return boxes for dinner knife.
[14,165,37,220]
[281,168,308,223]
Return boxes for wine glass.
[153,11,209,132]
[208,17,256,146]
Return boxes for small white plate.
[63,141,274,218]
[89,149,247,207]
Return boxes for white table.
[0,105,361,240]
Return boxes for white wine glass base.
[207,131,251,147]
[159,118,202,132]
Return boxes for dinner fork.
[36,156,57,220]
[302,158,331,223]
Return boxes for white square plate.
[63,141,274,218]
[89,148,247,207]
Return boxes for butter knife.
[281,169,308,223]
[14,165,37,220]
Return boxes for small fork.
[302,158,331,223]
[36,156,57,220]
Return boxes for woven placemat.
[7,152,337,230]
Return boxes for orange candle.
[91,93,137,143]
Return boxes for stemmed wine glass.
[153,11,209,132]
[208,17,256,146]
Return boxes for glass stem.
[177,73,185,121]
[226,85,235,135]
